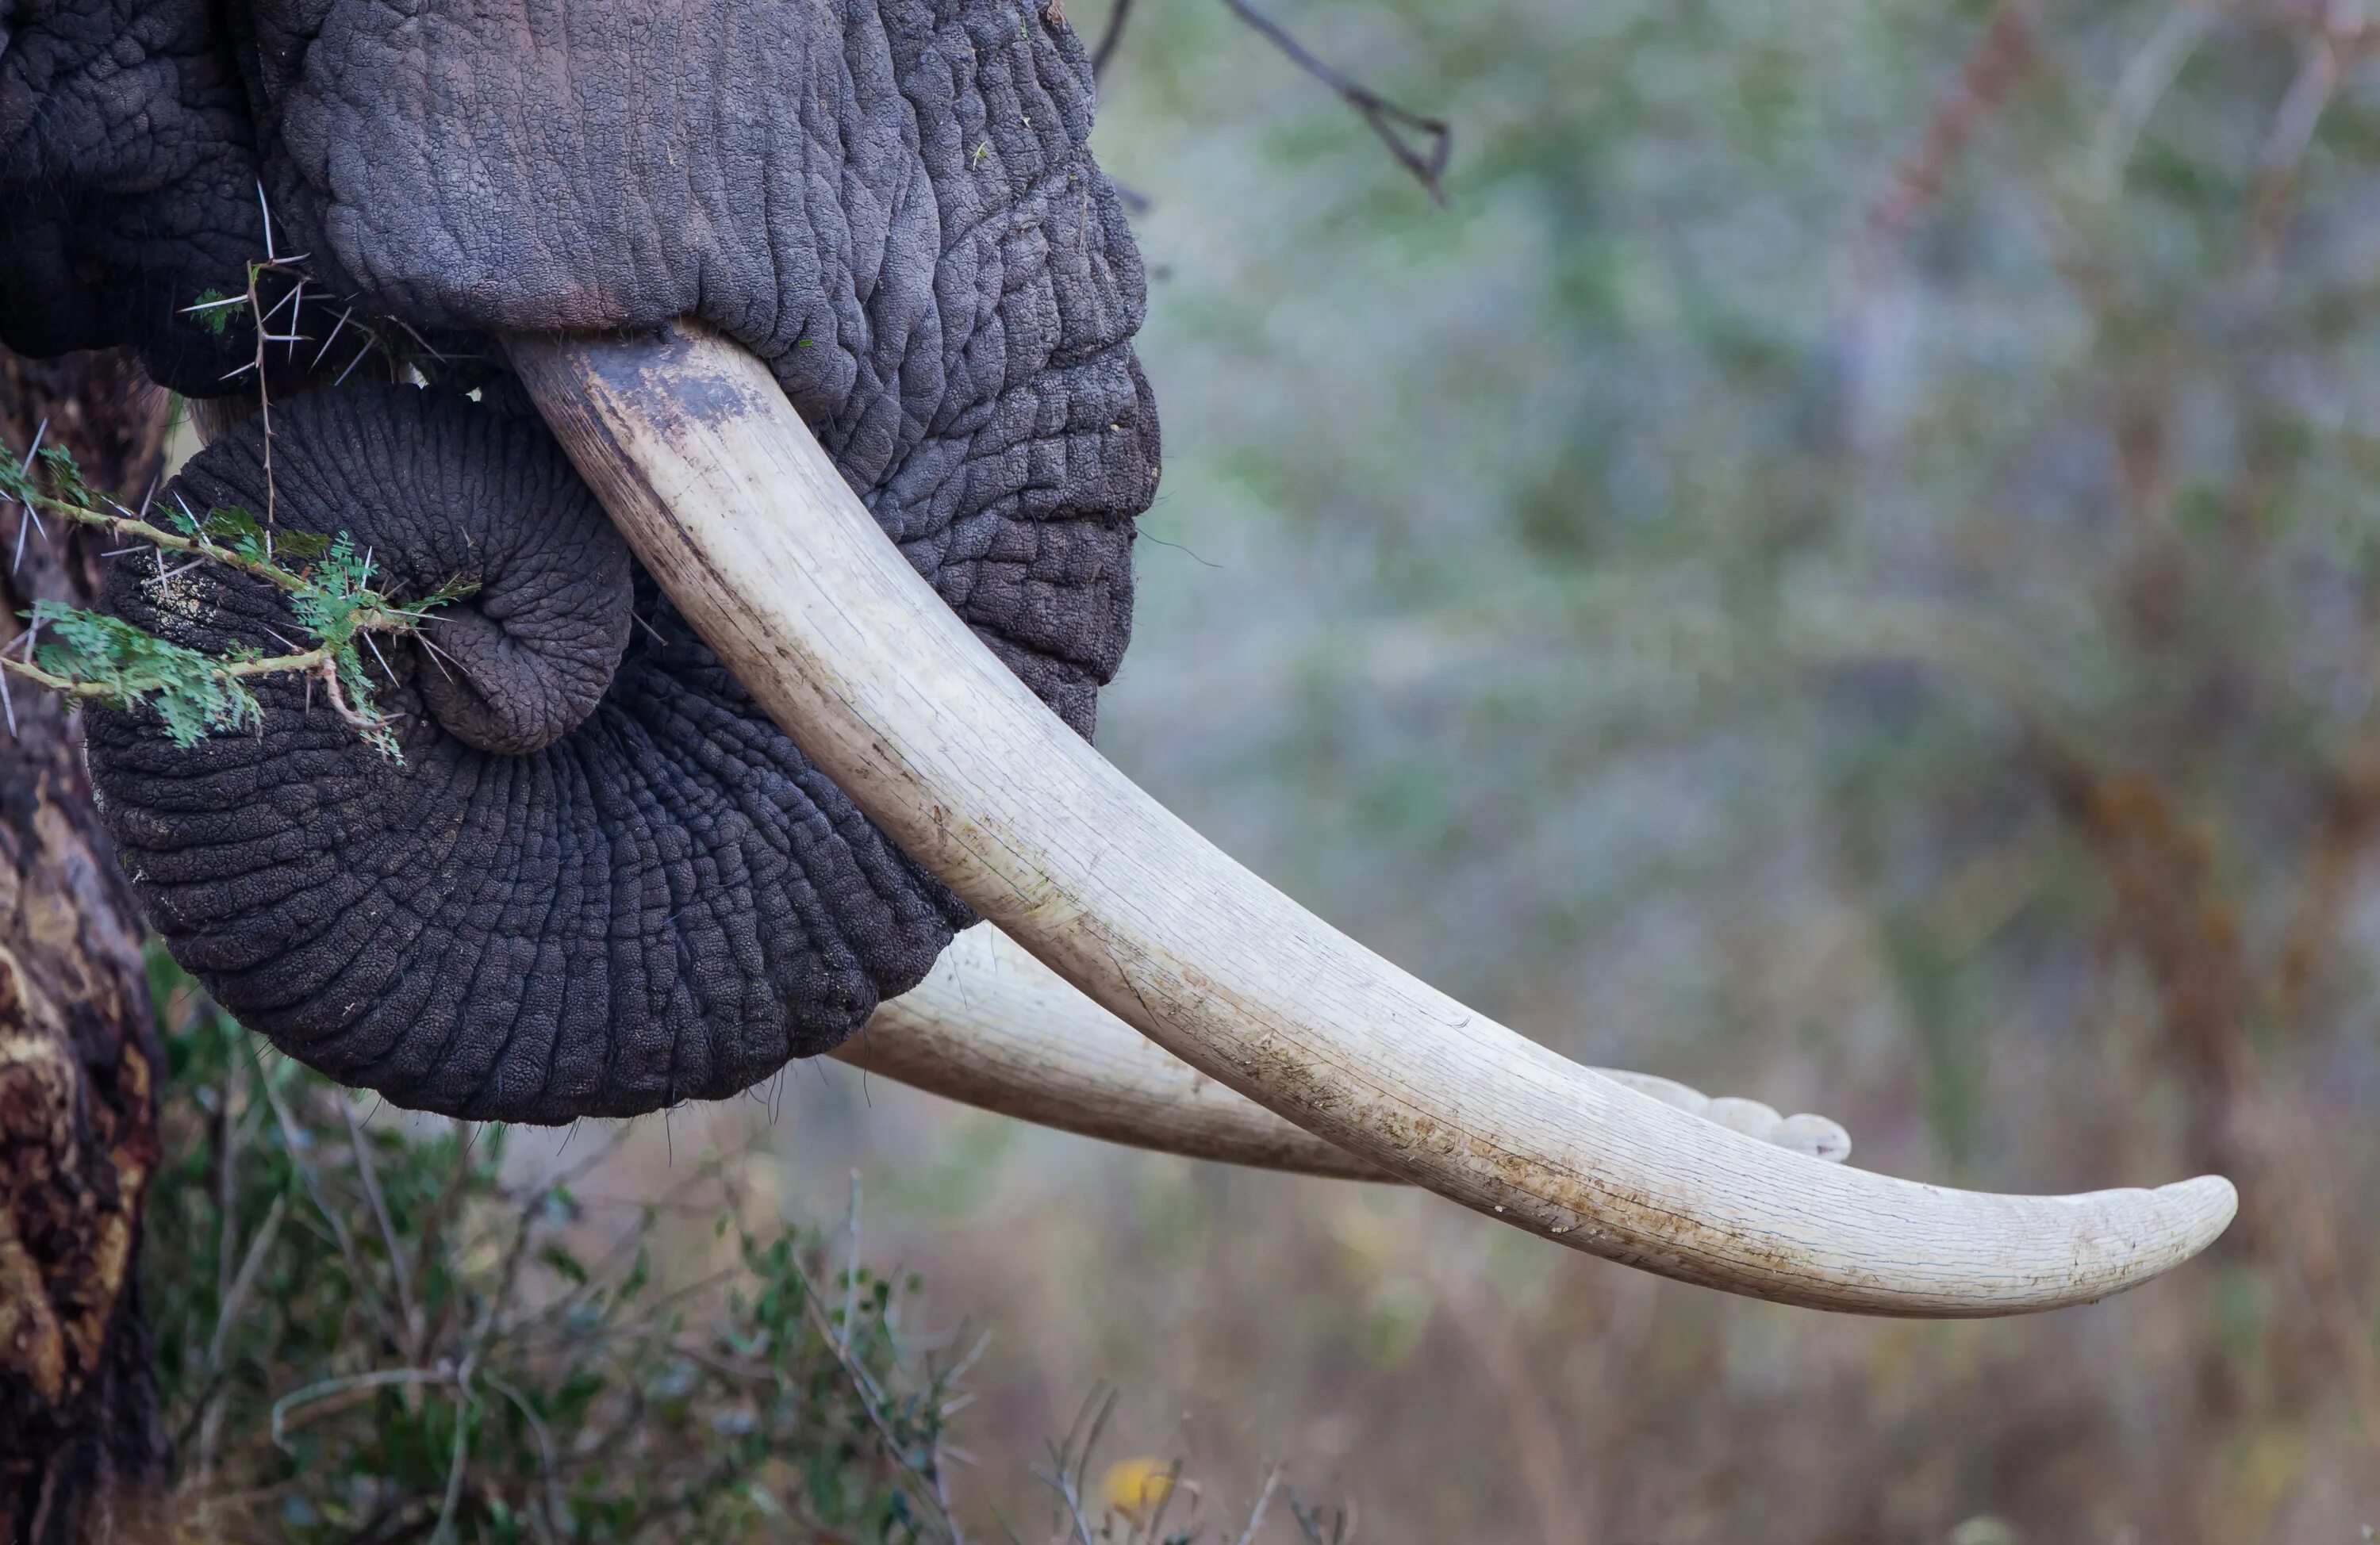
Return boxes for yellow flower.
[1100,1455,1177,1517]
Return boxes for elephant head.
[2,0,2233,1313]
[49,0,1150,1125]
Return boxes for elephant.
[2,0,2232,1313]
[21,0,1154,1125]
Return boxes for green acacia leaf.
[29,601,263,747]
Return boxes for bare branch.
[1232,1464,1284,1545]
[1215,0,1450,201]
[1848,0,2041,296]
[1092,0,1134,78]
[1092,0,1450,200]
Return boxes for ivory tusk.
[847,925,1853,1179]
[182,380,1843,1179]
[509,320,2235,1316]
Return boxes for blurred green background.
[539,0,2380,1536]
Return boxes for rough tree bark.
[0,348,175,1544]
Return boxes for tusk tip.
[1783,1172,2237,1317]
[2053,1173,2236,1311]
[2153,1173,2240,1251]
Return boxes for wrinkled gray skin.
[0,0,266,389]
[239,0,1157,727]
[91,387,973,1122]
[10,0,1160,1121]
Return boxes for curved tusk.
[183,380,1843,1179]
[508,320,2236,1317]
[847,925,1853,1179]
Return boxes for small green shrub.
[145,949,964,1543]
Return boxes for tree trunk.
[0,349,175,1544]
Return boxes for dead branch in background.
[1828,2,2380,1456]
[1795,597,2380,1459]
[1214,0,1449,201]
[1434,1277,1587,1545]
[1848,0,2044,296]
[2054,763,2380,1458]
[2242,7,2378,294]
[1094,0,1451,201]
[1768,561,2380,1458]
[1092,0,1135,77]
[2271,743,2380,1018]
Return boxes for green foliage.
[3,445,473,757]
[188,288,248,336]
[180,502,332,564]
[26,600,263,746]
[148,952,964,1543]
[30,442,100,509]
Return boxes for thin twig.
[252,186,286,525]
[1141,1458,1190,1543]
[783,1251,963,1543]
[271,1367,454,1450]
[312,306,356,370]
[2086,2,2221,195]
[841,1170,862,1354]
[1216,0,1451,201]
[344,1100,423,1357]
[334,330,379,387]
[1287,1488,1356,1545]
[258,1070,413,1354]
[196,1190,287,1493]
[1071,1386,1115,1505]
[9,418,46,577]
[360,627,397,686]
[482,1372,566,1544]
[406,1123,487,1358]
[205,1194,286,1373]
[2242,25,2353,291]
[1,476,422,608]
[1092,0,1135,77]
[1233,1464,1284,1545]
[1031,1463,1099,1545]
[431,1373,474,1545]
[1848,0,2042,296]
[315,654,394,737]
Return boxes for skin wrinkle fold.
[218,613,495,1033]
[416,746,533,1104]
[370,756,499,1101]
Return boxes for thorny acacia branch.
[0,435,472,753]
[3,633,327,702]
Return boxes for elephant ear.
[241,0,1156,736]
[0,0,265,393]
[86,384,972,1124]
